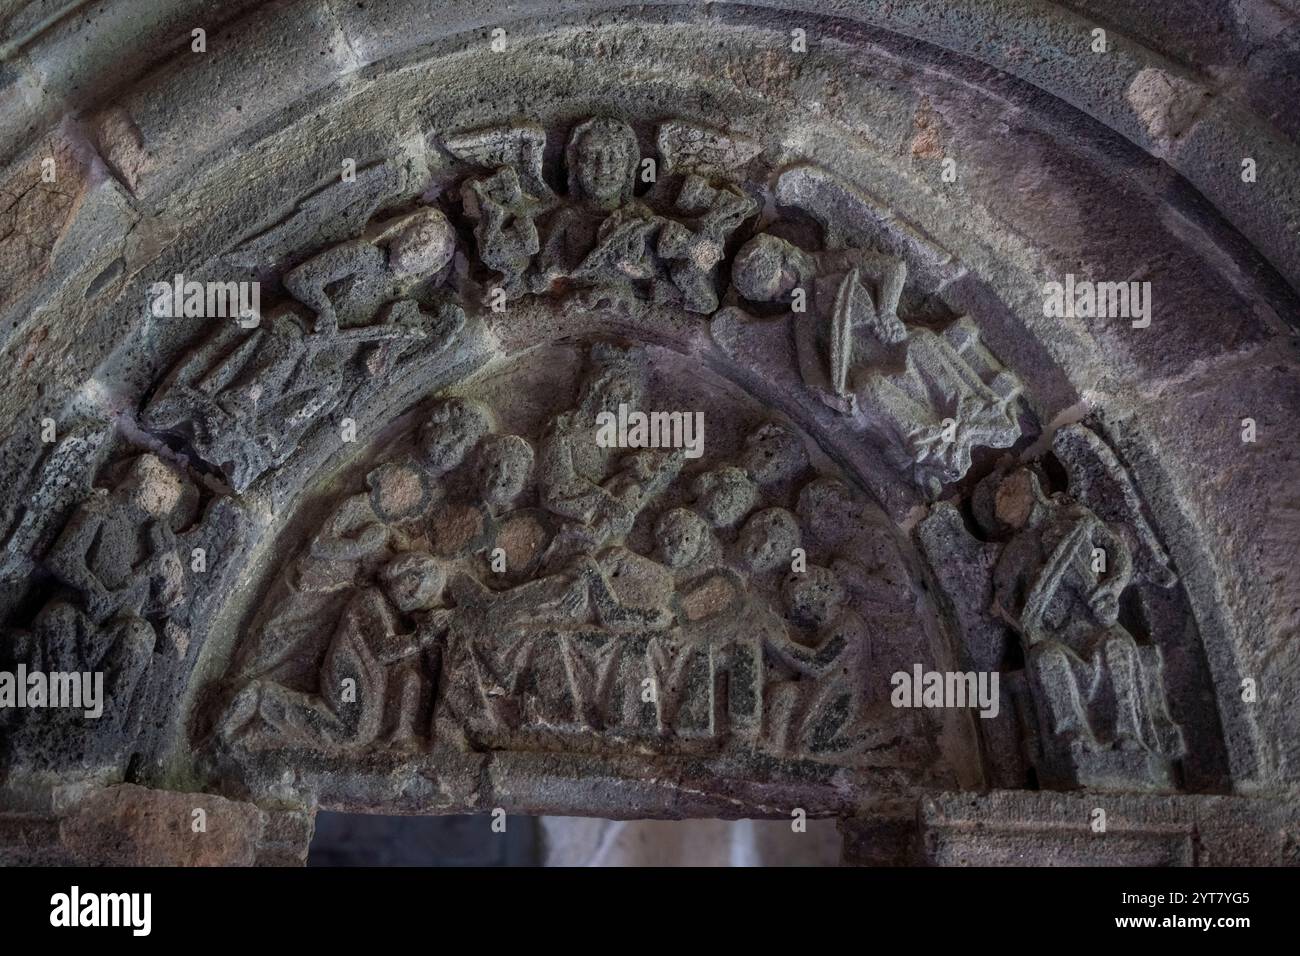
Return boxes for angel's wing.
[443,123,553,199]
[656,121,761,177]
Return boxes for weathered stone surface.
[54,784,312,866]
[0,0,1296,867]
[912,790,1300,867]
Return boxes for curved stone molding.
[0,0,1297,864]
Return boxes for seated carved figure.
[221,552,447,753]
[537,346,681,567]
[141,312,430,493]
[461,165,549,297]
[4,602,155,734]
[858,318,1022,497]
[978,466,1184,789]
[0,454,194,765]
[760,565,872,755]
[655,175,758,313]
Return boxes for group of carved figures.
[0,115,1191,794]
[453,117,1024,497]
[136,115,1024,500]
[220,345,932,766]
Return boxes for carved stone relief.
[215,344,947,787]
[1,0,1297,872]
[0,112,1232,823]
[917,422,1226,793]
[0,450,245,774]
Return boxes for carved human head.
[380,552,447,613]
[419,398,493,477]
[738,421,809,486]
[693,466,759,529]
[973,466,1050,537]
[782,565,845,630]
[736,507,801,574]
[366,459,431,522]
[731,234,815,303]
[795,476,880,553]
[477,435,535,508]
[566,118,639,208]
[1089,588,1121,627]
[579,345,646,418]
[654,507,710,568]
[382,207,457,279]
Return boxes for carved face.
[420,399,492,476]
[1090,589,1121,626]
[380,552,447,613]
[367,460,430,522]
[994,468,1045,532]
[581,369,644,419]
[732,234,809,303]
[738,422,809,485]
[796,476,874,552]
[782,565,845,630]
[569,120,637,206]
[693,467,759,528]
[477,435,534,507]
[654,507,709,568]
[386,208,456,279]
[736,508,801,573]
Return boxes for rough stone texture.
[912,790,1300,867]
[0,0,1296,866]
[0,783,313,865]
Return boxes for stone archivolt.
[0,114,1211,813]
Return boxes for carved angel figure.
[731,231,1020,495]
[975,465,1184,789]
[453,118,756,311]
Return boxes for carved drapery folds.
[918,423,1200,792]
[218,345,942,777]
